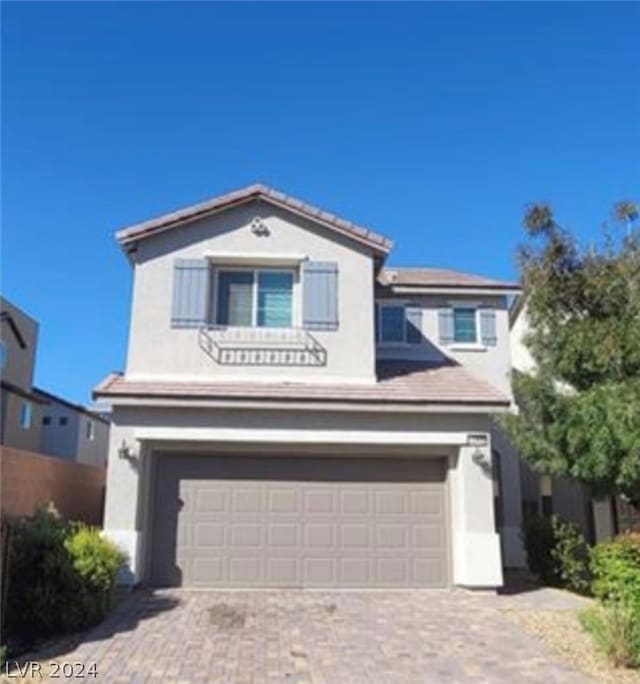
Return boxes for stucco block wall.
[0,446,105,524]
[125,202,377,384]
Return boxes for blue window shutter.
[171,258,209,328]
[438,309,454,345]
[480,308,497,346]
[303,261,339,330]
[374,303,380,343]
[405,306,423,344]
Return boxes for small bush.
[521,513,590,591]
[591,533,640,614]
[65,525,124,624]
[4,505,125,649]
[550,516,591,594]
[580,604,640,668]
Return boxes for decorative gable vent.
[250,216,270,237]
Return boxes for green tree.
[502,200,640,509]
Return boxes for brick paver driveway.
[45,588,588,683]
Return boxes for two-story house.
[0,297,47,451]
[94,184,520,589]
[0,296,109,466]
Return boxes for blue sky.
[2,2,638,403]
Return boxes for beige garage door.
[150,455,449,588]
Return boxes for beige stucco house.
[95,184,522,589]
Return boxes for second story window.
[86,420,95,441]
[453,308,478,343]
[380,305,405,343]
[42,416,51,425]
[216,269,294,328]
[0,340,6,369]
[19,401,32,430]
[377,303,422,345]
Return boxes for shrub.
[580,604,640,668]
[550,516,591,594]
[4,505,125,649]
[590,533,640,614]
[65,525,124,623]
[521,513,591,591]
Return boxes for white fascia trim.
[134,426,472,446]
[205,252,308,267]
[104,396,511,414]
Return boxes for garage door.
[150,455,449,588]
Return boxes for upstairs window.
[380,305,405,343]
[0,341,6,369]
[453,308,477,343]
[377,303,422,344]
[86,420,95,441]
[216,269,294,328]
[19,401,32,430]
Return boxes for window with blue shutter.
[302,261,339,331]
[480,308,497,346]
[438,309,455,345]
[453,308,477,343]
[171,259,210,328]
[405,306,423,344]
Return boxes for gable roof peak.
[115,183,393,255]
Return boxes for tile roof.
[378,268,520,291]
[116,183,393,255]
[94,360,509,407]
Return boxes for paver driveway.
[42,589,588,683]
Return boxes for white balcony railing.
[198,325,327,366]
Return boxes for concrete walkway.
[22,586,592,684]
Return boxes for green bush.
[550,516,591,594]
[590,533,640,614]
[580,603,640,668]
[4,505,125,649]
[521,513,591,591]
[65,525,124,624]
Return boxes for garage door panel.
[151,455,449,588]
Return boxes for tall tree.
[502,201,640,509]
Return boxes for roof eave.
[115,188,393,257]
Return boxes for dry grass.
[506,608,640,684]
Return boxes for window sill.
[448,343,487,352]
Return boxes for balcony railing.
[198,325,327,366]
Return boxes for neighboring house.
[0,296,109,467]
[0,297,47,451]
[498,299,636,561]
[34,388,110,467]
[94,183,520,590]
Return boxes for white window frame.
[377,301,411,346]
[86,419,95,441]
[19,401,32,430]
[212,266,299,328]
